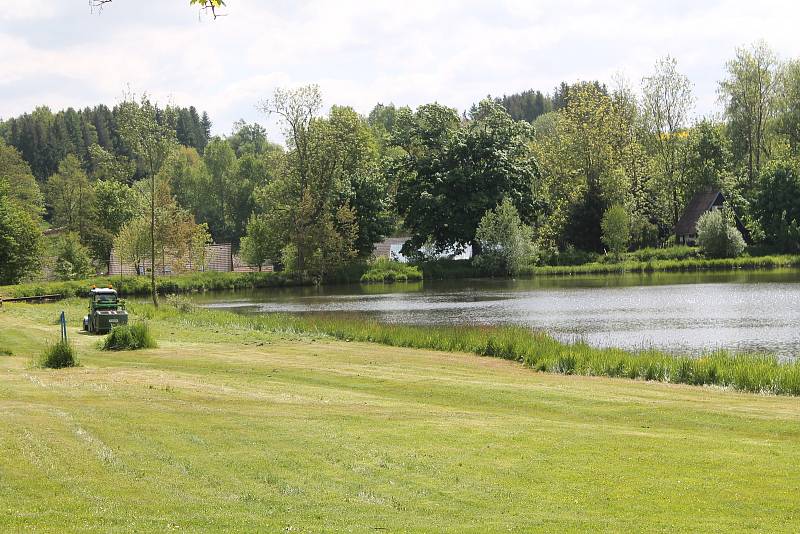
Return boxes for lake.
[195,270,800,359]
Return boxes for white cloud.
[1,0,800,138]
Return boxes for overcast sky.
[1,0,799,139]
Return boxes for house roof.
[675,189,724,235]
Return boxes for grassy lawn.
[1,301,799,532]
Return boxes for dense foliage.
[3,40,800,287]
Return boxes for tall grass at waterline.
[532,254,800,276]
[0,271,310,299]
[38,339,78,368]
[620,246,701,263]
[136,304,800,396]
[361,258,423,283]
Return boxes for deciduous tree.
[117,96,178,305]
[719,41,780,187]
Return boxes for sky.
[1,0,799,140]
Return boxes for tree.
[117,97,177,306]
[751,160,800,252]
[473,198,535,276]
[53,233,94,281]
[684,120,732,201]
[90,0,227,18]
[719,41,780,187]
[696,208,746,258]
[87,144,136,183]
[495,89,552,123]
[46,155,95,240]
[0,141,44,214]
[256,87,390,276]
[641,56,695,227]
[532,83,638,252]
[777,59,800,155]
[203,138,237,242]
[89,179,138,268]
[601,205,631,259]
[240,214,273,270]
[113,176,211,276]
[391,99,539,256]
[0,187,43,284]
[227,120,280,157]
[113,216,150,275]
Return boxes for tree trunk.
[150,173,158,307]
[471,240,482,258]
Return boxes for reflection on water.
[195,270,800,359]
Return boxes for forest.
[1,40,799,286]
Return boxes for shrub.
[539,244,597,267]
[165,293,196,313]
[103,322,157,351]
[697,209,746,258]
[473,199,535,276]
[39,340,77,368]
[361,258,423,283]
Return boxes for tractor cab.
[83,286,129,334]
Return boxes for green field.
[2,301,800,532]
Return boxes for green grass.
[102,322,157,351]
[1,301,800,531]
[360,258,423,283]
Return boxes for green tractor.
[82,286,128,334]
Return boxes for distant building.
[675,189,748,246]
[372,237,472,263]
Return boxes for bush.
[361,258,423,283]
[39,340,77,368]
[164,293,196,313]
[103,322,157,351]
[419,259,477,280]
[697,209,746,259]
[539,244,598,267]
[473,199,535,276]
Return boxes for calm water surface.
[196,270,800,359]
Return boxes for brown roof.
[675,189,724,235]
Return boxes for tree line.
[2,40,800,288]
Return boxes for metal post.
[60,311,67,343]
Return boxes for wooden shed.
[675,189,748,246]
